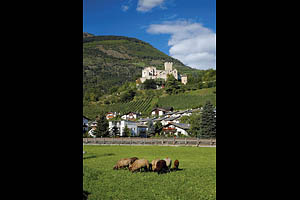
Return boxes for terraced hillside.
[83,87,216,119]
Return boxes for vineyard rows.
[157,94,216,110]
[105,97,153,115]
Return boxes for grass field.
[83,145,216,200]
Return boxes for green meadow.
[83,145,216,200]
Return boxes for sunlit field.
[83,145,216,200]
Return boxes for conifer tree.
[200,101,216,138]
[110,124,119,137]
[154,121,163,135]
[123,125,131,137]
[94,112,109,137]
[147,120,155,137]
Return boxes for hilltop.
[83,34,199,101]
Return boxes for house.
[83,116,90,133]
[151,107,173,116]
[161,116,181,126]
[121,112,140,121]
[106,112,116,120]
[164,111,179,118]
[88,121,97,138]
[109,120,147,137]
[138,117,155,125]
[153,116,167,123]
[162,122,190,136]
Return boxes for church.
[138,62,187,85]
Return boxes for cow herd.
[113,157,180,174]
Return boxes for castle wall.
[181,76,188,85]
[164,62,173,71]
[140,62,186,83]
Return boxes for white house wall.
[174,127,188,136]
[110,121,140,136]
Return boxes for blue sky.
[83,0,216,69]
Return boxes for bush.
[83,131,91,138]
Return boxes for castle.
[139,62,187,85]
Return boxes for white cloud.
[122,5,129,12]
[147,20,216,69]
[137,0,165,12]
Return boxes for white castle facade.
[139,62,187,85]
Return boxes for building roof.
[177,110,188,114]
[164,111,178,115]
[83,116,90,120]
[162,116,180,121]
[123,112,140,115]
[138,118,153,122]
[153,116,168,121]
[166,122,191,130]
[151,107,173,112]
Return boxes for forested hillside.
[83,33,198,101]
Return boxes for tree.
[142,79,157,90]
[165,74,180,95]
[189,113,202,137]
[110,124,119,137]
[123,125,131,137]
[154,121,163,135]
[94,113,109,137]
[200,101,216,138]
[155,78,165,87]
[120,89,136,103]
[147,120,155,137]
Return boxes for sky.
[83,0,216,70]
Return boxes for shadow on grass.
[129,168,184,174]
[99,153,115,157]
[83,153,115,160]
[83,155,97,160]
[170,168,184,172]
[83,190,90,200]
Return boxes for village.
[83,61,216,138]
[83,106,203,138]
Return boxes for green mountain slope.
[83,34,198,100]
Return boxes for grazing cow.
[154,160,169,174]
[128,159,149,173]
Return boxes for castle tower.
[164,62,173,71]
[181,75,188,85]
[172,69,178,80]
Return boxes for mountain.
[83,34,199,100]
[83,32,95,37]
